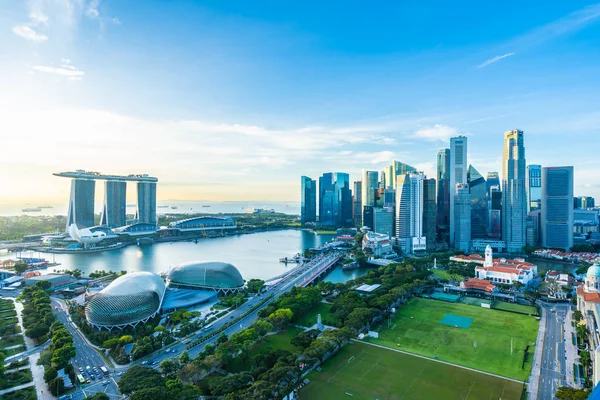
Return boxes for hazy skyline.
[1,1,600,204]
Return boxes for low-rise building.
[362,231,394,257]
[545,270,574,286]
[454,245,538,285]
[461,278,497,294]
[25,273,74,288]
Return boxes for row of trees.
[39,321,76,396]
[18,282,56,343]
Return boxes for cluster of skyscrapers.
[54,170,158,230]
[302,130,595,254]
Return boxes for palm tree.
[577,324,587,341]
[573,310,583,323]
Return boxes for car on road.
[141,361,148,365]
[78,367,84,373]
[102,380,110,385]
[90,374,96,380]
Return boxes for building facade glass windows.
[101,181,127,228]
[450,136,468,246]
[527,165,542,212]
[67,179,96,230]
[436,149,450,243]
[502,130,527,253]
[137,182,157,226]
[300,176,317,224]
[542,166,574,251]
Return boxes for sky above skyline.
[1,0,599,205]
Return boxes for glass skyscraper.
[67,179,96,229]
[468,165,488,239]
[423,177,437,251]
[542,166,574,251]
[300,176,317,224]
[100,181,127,228]
[395,173,426,254]
[362,170,378,228]
[436,149,450,243]
[454,183,471,252]
[318,172,351,227]
[353,181,362,227]
[527,164,542,212]
[450,136,468,246]
[502,130,527,253]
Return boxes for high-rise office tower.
[395,173,426,254]
[100,181,127,228]
[383,187,395,208]
[300,176,317,224]
[66,179,96,230]
[363,206,374,230]
[362,170,379,225]
[373,207,394,238]
[486,172,500,196]
[137,182,157,226]
[574,196,596,209]
[527,165,542,212]
[333,172,352,227]
[436,149,450,243]
[319,172,335,225]
[502,129,527,253]
[542,166,574,251]
[488,186,502,239]
[353,181,362,227]
[423,178,437,251]
[449,136,468,245]
[468,165,487,239]
[384,161,417,189]
[526,210,541,247]
[454,183,471,252]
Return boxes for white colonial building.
[456,245,538,285]
[576,264,600,386]
[362,231,394,257]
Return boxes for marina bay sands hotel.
[53,170,158,230]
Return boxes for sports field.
[493,301,538,315]
[300,341,524,400]
[365,298,538,380]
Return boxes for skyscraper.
[385,161,417,189]
[486,172,500,196]
[137,182,157,226]
[436,149,450,243]
[300,176,317,224]
[468,165,487,239]
[542,166,574,251]
[361,170,379,225]
[333,172,353,227]
[353,181,362,227]
[423,178,437,251]
[574,196,596,209]
[526,210,541,247]
[449,136,468,245]
[100,181,127,228]
[488,186,502,239]
[527,165,542,212]
[502,129,527,253]
[454,183,471,252]
[67,179,96,230]
[319,172,335,225]
[395,173,426,254]
[373,207,394,238]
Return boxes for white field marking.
[463,381,475,400]
[399,364,428,400]
[329,352,364,383]
[359,356,383,380]
[499,379,508,399]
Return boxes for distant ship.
[22,208,42,212]
[202,205,211,208]
[157,205,169,209]
[245,207,275,214]
[37,205,54,209]
[171,206,178,210]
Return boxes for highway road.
[51,299,123,400]
[141,252,342,368]
[538,303,569,400]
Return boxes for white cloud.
[369,151,395,164]
[12,25,48,42]
[412,124,459,142]
[477,52,516,68]
[29,12,49,25]
[32,63,85,80]
[86,0,100,19]
[111,17,121,25]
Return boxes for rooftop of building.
[578,286,600,303]
[53,170,158,182]
[355,284,381,293]
[462,278,496,293]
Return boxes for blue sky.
[1,0,599,203]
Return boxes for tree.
[14,262,28,274]
[35,280,52,290]
[577,324,587,340]
[246,279,265,294]
[573,310,583,323]
[86,394,110,400]
[43,366,58,381]
[0,351,5,376]
[344,308,376,331]
[179,350,190,364]
[268,308,293,331]
[291,329,320,349]
[555,386,590,400]
[216,333,228,345]
[48,377,65,396]
[252,319,273,336]
[160,358,181,376]
[130,387,168,400]
[580,349,591,371]
[118,366,165,394]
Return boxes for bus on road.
[77,374,85,385]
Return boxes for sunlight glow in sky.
[1,1,599,203]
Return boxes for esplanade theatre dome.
[85,272,166,330]
[167,261,244,293]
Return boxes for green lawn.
[0,334,25,349]
[2,345,26,357]
[1,387,37,400]
[296,303,334,328]
[0,369,33,390]
[494,301,538,315]
[365,298,539,380]
[254,327,304,353]
[301,341,524,400]
[431,269,460,281]
[0,309,18,318]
